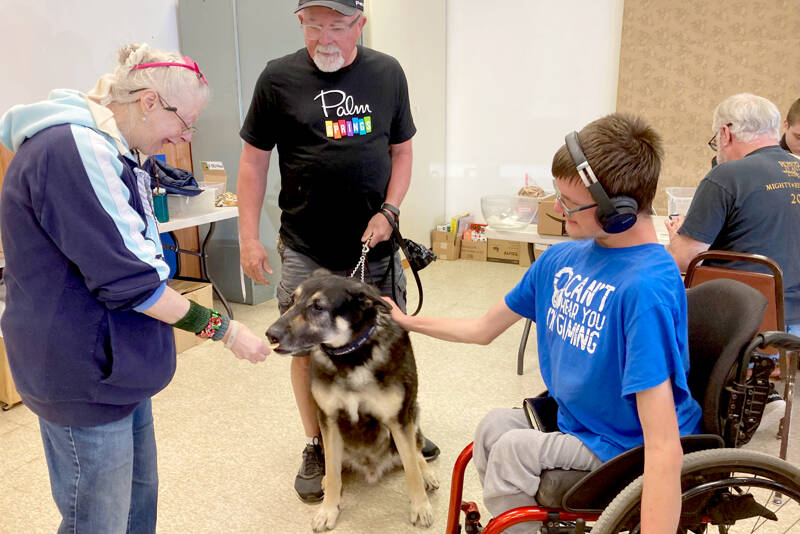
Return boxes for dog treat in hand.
[269,342,280,350]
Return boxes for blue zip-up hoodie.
[0,89,175,426]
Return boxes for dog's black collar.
[321,324,377,356]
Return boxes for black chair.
[685,250,796,460]
[446,279,800,534]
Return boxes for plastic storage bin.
[167,190,216,217]
[666,187,697,216]
[481,195,539,230]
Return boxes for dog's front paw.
[422,469,439,492]
[312,504,340,532]
[409,499,434,528]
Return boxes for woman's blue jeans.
[38,398,158,534]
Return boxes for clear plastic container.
[481,195,539,229]
[666,187,697,216]
[167,190,216,217]
[200,181,225,198]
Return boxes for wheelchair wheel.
[592,449,800,534]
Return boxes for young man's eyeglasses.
[301,13,361,39]
[553,180,597,216]
[129,88,198,136]
[707,122,733,152]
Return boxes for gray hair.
[88,43,209,106]
[712,93,780,143]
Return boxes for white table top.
[484,215,670,246]
[156,206,239,233]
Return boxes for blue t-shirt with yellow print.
[505,239,702,461]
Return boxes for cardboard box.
[168,279,214,354]
[431,230,461,260]
[533,244,550,260]
[460,240,487,261]
[537,195,567,236]
[487,239,521,264]
[0,337,21,408]
[518,242,534,268]
[200,161,228,190]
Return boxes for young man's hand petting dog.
[266,270,439,531]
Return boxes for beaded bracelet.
[197,310,230,340]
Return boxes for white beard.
[313,44,345,72]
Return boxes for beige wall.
[617,1,800,214]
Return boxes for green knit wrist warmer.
[172,300,212,334]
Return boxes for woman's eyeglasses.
[129,88,198,135]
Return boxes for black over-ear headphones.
[564,131,638,234]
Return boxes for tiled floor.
[0,259,797,534]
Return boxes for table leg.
[165,225,234,320]
[199,222,234,319]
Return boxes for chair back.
[684,250,784,355]
[686,279,766,436]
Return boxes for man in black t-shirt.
[666,94,799,432]
[666,93,800,331]
[237,0,438,503]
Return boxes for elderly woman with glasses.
[0,43,270,533]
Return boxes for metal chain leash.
[349,234,372,283]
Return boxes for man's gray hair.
[712,93,780,143]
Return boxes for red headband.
[130,56,208,85]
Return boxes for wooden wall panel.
[617,0,800,215]
[156,142,201,278]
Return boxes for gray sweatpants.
[473,408,602,533]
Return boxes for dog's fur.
[266,270,438,531]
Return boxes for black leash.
[379,210,424,316]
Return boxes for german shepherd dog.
[266,270,439,531]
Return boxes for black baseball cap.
[295,0,364,16]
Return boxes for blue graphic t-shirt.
[505,239,702,461]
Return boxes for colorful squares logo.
[325,116,373,139]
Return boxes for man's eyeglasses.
[301,13,361,39]
[707,122,733,152]
[553,180,597,216]
[129,89,198,136]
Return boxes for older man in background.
[666,92,800,426]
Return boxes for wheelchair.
[446,278,800,534]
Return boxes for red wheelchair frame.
[445,443,598,534]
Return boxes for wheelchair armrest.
[756,331,800,352]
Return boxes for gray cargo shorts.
[276,238,407,315]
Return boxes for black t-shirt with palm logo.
[241,46,416,270]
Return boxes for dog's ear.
[365,286,393,312]
[348,282,392,313]
[372,295,392,312]
[311,268,331,278]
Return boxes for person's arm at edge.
[385,297,522,345]
[362,138,413,244]
[636,379,684,534]
[237,142,273,284]
[140,285,269,363]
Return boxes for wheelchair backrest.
[685,279,766,439]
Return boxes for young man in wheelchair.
[387,113,703,533]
